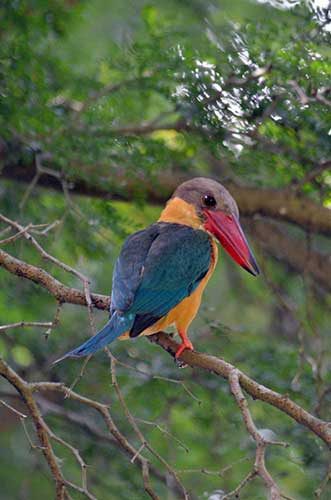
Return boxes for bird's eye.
[203,194,216,208]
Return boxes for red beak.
[203,210,260,276]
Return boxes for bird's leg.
[175,329,194,358]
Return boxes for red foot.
[175,330,194,358]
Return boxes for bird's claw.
[174,339,194,368]
[175,358,189,369]
[175,340,193,359]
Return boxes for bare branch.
[0,223,32,245]
[1,244,331,449]
[109,354,190,499]
[148,333,331,448]
[0,321,53,332]
[227,369,286,500]
[314,463,331,499]
[0,358,66,499]
[135,417,190,453]
[0,247,110,310]
[32,380,164,500]
[222,470,257,499]
[0,398,27,419]
[43,421,96,500]
[0,359,180,500]
[288,80,331,108]
[22,392,179,496]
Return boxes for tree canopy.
[0,1,331,499]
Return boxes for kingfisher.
[58,177,259,362]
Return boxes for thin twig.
[314,463,331,499]
[110,354,190,499]
[227,369,289,500]
[31,379,163,500]
[135,417,190,453]
[0,321,53,332]
[0,399,27,418]
[0,223,32,245]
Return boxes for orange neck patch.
[158,197,203,229]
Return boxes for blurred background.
[1,0,331,498]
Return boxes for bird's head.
[172,177,260,276]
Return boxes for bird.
[56,177,259,362]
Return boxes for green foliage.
[1,1,331,499]
[2,0,331,197]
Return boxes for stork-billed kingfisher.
[58,178,259,361]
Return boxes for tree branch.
[228,183,331,237]
[2,160,331,236]
[0,358,66,499]
[148,333,331,448]
[24,393,181,497]
[1,246,330,449]
[225,369,288,500]
[0,247,110,310]
[0,359,169,500]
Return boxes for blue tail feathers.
[53,311,134,364]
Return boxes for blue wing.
[113,222,212,337]
[110,224,160,312]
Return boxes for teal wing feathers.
[112,222,212,337]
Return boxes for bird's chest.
[145,236,218,334]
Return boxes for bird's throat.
[158,197,202,229]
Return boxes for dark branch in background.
[290,160,331,192]
[228,183,331,237]
[92,119,195,136]
[202,64,272,107]
[288,80,331,108]
[1,158,331,236]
